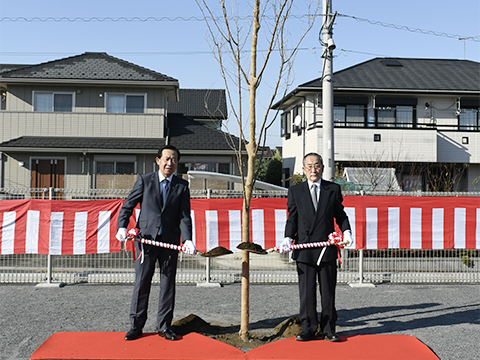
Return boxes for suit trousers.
[296,259,338,335]
[129,235,178,332]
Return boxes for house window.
[376,105,414,128]
[281,111,291,139]
[377,106,414,128]
[96,161,135,174]
[192,163,230,173]
[375,98,417,128]
[334,105,365,127]
[218,163,230,174]
[459,109,478,130]
[333,97,368,127]
[106,94,145,113]
[179,162,230,175]
[33,92,73,112]
[292,105,302,134]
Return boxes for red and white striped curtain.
[0,197,479,255]
[342,196,479,250]
[0,200,123,255]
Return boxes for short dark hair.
[158,145,181,161]
[303,152,323,166]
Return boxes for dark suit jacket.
[285,179,350,264]
[117,172,192,250]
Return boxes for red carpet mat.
[245,335,439,360]
[30,332,438,360]
[30,332,244,360]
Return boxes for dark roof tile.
[0,136,165,150]
[168,89,228,119]
[301,58,480,92]
[168,114,242,150]
[0,52,177,82]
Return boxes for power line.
[1,13,477,42]
[337,13,480,42]
[0,14,319,22]
[0,47,324,57]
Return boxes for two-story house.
[272,58,480,192]
[0,52,245,195]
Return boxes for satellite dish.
[294,115,302,127]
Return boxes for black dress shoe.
[295,332,315,341]
[324,332,341,342]
[158,328,177,341]
[125,328,143,340]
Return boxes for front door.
[31,159,65,199]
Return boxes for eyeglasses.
[304,164,322,171]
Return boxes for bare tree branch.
[196,0,321,340]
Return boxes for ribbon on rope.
[267,232,349,264]
[125,228,184,263]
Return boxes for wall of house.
[437,131,479,163]
[1,153,30,188]
[0,111,165,142]
[418,96,459,129]
[5,84,167,114]
[0,85,167,142]
[335,127,438,163]
[281,96,321,177]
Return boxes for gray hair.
[303,152,323,166]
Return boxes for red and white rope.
[124,229,185,264]
[131,237,183,252]
[268,232,348,253]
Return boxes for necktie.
[158,179,170,235]
[311,184,318,211]
[161,179,170,206]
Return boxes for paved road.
[0,283,479,360]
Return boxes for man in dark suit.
[116,145,196,341]
[280,152,353,342]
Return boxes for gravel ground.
[0,283,479,360]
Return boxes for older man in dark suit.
[116,145,196,341]
[281,152,353,342]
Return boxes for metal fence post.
[36,187,63,288]
[348,189,375,288]
[197,188,221,287]
[349,249,375,288]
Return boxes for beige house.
[0,53,245,194]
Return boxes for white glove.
[343,230,354,248]
[279,237,293,253]
[116,228,127,242]
[182,240,197,255]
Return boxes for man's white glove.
[182,240,197,255]
[116,228,127,242]
[343,230,354,248]
[279,237,293,253]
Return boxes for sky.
[0,0,479,148]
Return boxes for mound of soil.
[171,314,303,350]
[201,246,233,257]
[236,242,267,255]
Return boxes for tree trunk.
[239,0,260,341]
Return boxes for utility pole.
[322,0,336,181]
